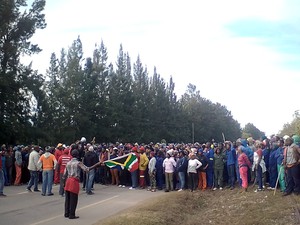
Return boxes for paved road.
[0,184,165,225]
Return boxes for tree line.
[1,0,264,146]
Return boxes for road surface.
[0,184,165,225]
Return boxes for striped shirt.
[64,158,87,179]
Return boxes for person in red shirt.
[54,144,64,185]
[57,148,72,196]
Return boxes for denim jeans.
[0,169,4,194]
[42,170,53,195]
[86,169,95,193]
[130,170,138,188]
[178,172,186,189]
[27,170,39,190]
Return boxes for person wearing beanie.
[38,147,57,196]
[83,146,99,195]
[139,146,149,189]
[63,149,99,219]
[26,146,41,192]
[57,148,72,196]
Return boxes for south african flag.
[104,153,139,172]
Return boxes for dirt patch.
[96,187,300,225]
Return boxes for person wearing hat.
[129,146,139,190]
[163,151,177,192]
[26,146,41,192]
[57,148,72,196]
[139,146,149,189]
[38,146,57,196]
[282,137,300,196]
[54,143,64,185]
[188,152,202,192]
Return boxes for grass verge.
[96,188,300,225]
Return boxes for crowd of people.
[1,135,300,201]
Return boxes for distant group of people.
[1,134,300,218]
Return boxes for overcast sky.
[25,0,300,136]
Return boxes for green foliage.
[279,111,300,137]
[242,123,265,140]
[0,0,46,144]
[0,2,243,144]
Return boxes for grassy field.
[96,187,300,225]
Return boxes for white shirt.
[187,158,202,173]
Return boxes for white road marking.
[29,195,119,225]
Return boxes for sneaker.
[254,189,262,193]
[47,193,54,196]
[118,185,122,187]
[282,192,291,197]
[34,189,41,192]
[122,185,126,188]
[219,187,223,190]
[0,193,7,197]
[26,188,32,192]
[129,187,136,190]
[87,191,94,195]
[178,189,183,192]
[213,187,217,191]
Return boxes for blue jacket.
[241,140,253,162]
[275,147,284,165]
[177,156,188,172]
[226,147,236,166]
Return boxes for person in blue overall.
[225,141,236,190]
[204,142,214,189]
[155,150,165,190]
[268,141,278,190]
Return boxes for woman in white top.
[188,153,202,192]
